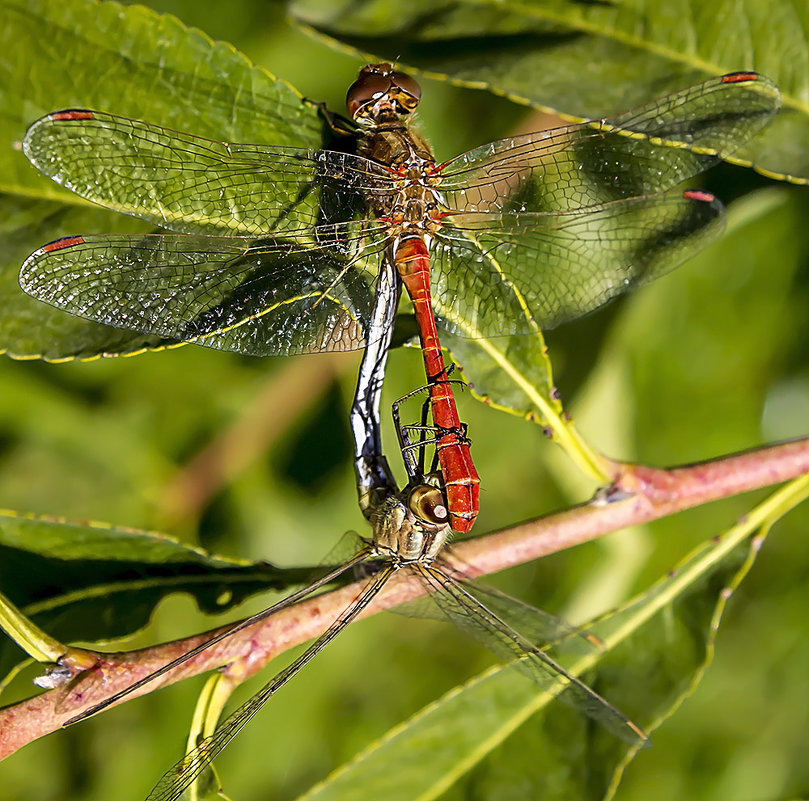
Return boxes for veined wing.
[19,222,389,357]
[437,73,779,214]
[23,110,394,237]
[436,560,603,660]
[398,564,603,662]
[143,563,395,801]
[419,564,647,745]
[430,190,723,339]
[67,551,372,726]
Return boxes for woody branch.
[1,436,807,758]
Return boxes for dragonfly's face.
[372,474,450,563]
[346,62,421,126]
[406,472,450,528]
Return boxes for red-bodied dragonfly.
[64,398,648,801]
[59,258,647,799]
[19,65,780,532]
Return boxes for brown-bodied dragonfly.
[65,363,649,801]
[58,253,647,801]
[19,65,780,532]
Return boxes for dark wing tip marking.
[41,235,86,252]
[721,72,760,84]
[48,110,95,121]
[682,189,716,203]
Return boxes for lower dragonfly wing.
[19,224,388,357]
[144,563,395,801]
[430,189,723,338]
[436,560,603,660]
[419,565,647,745]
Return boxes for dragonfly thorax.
[371,158,445,238]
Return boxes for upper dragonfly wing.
[23,110,393,237]
[19,223,388,356]
[430,190,724,339]
[437,73,780,214]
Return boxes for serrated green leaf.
[291,0,809,182]
[436,327,609,480]
[295,477,809,801]
[0,0,322,199]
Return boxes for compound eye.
[408,484,449,526]
[346,72,391,117]
[391,70,422,108]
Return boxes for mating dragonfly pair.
[20,64,780,800]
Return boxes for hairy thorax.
[357,122,445,239]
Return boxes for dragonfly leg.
[301,97,358,137]
[393,382,473,484]
[393,384,434,479]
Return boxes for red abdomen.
[395,237,480,532]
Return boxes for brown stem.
[1,436,807,758]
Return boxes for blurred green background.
[1,1,809,800]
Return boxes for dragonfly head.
[406,471,450,528]
[346,63,422,126]
[372,472,450,563]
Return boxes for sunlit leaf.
[0,0,322,199]
[291,0,809,182]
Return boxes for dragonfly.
[19,65,781,533]
[59,261,646,801]
[66,410,648,801]
[142,488,649,801]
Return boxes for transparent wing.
[430,190,724,338]
[19,223,389,356]
[438,73,779,213]
[143,564,395,801]
[65,552,371,726]
[23,110,394,237]
[420,565,647,745]
[436,560,603,659]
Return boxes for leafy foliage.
[0,509,316,678]
[291,0,809,181]
[0,2,807,801]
